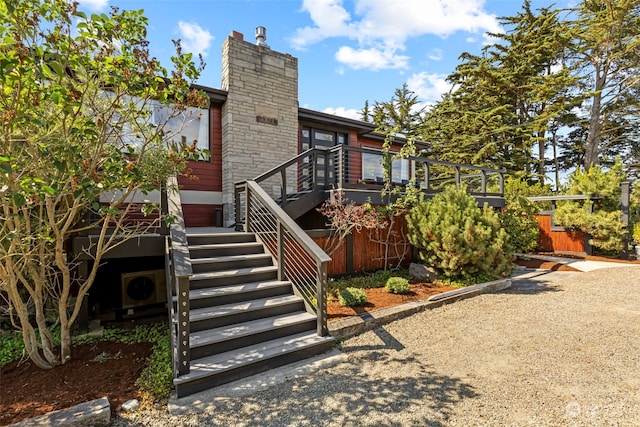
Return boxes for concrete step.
[188,241,265,258]
[173,332,334,398]
[189,266,278,289]
[187,232,256,246]
[190,253,274,273]
[188,295,305,331]
[189,312,317,360]
[177,280,293,309]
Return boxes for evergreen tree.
[567,0,640,170]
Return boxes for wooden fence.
[534,214,586,254]
[308,216,413,276]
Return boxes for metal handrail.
[237,180,331,336]
[165,175,192,376]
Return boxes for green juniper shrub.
[338,287,368,307]
[385,277,410,294]
[406,185,514,282]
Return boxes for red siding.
[535,214,586,254]
[178,105,222,192]
[182,204,223,227]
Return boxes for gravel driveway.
[113,266,640,426]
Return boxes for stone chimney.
[220,29,299,226]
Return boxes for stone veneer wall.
[220,34,299,226]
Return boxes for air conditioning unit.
[121,269,167,309]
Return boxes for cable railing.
[234,180,330,336]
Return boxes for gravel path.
[113,267,640,426]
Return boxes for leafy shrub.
[554,161,626,252]
[406,185,514,281]
[385,277,410,294]
[338,287,368,307]
[328,268,409,297]
[502,178,547,253]
[135,326,172,401]
[0,332,25,367]
[634,222,640,244]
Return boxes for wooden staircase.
[172,229,333,398]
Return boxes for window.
[107,94,210,157]
[362,152,409,183]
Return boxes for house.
[74,27,505,398]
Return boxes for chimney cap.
[255,26,269,48]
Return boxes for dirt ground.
[0,341,152,426]
[0,255,579,426]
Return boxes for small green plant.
[328,268,409,297]
[385,277,410,294]
[0,332,26,367]
[633,222,640,244]
[338,287,368,307]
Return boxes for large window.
[108,94,209,156]
[362,152,409,183]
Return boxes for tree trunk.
[585,66,606,170]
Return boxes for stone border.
[8,397,110,427]
[328,278,511,339]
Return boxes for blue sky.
[77,0,572,120]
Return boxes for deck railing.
[165,175,192,376]
[237,145,505,214]
[234,180,331,336]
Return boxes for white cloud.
[407,72,452,104]
[177,21,213,58]
[335,46,409,71]
[428,48,443,61]
[291,0,502,71]
[77,0,108,11]
[322,106,362,120]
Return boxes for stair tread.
[188,242,263,250]
[187,232,254,238]
[174,332,333,384]
[190,312,315,348]
[190,253,272,265]
[189,295,303,321]
[190,266,277,281]
[177,280,291,302]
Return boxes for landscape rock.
[9,397,110,427]
[120,400,140,412]
[409,263,439,282]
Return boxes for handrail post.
[280,168,287,207]
[245,185,251,233]
[455,167,461,187]
[336,146,344,189]
[176,275,190,376]
[323,150,330,189]
[499,172,504,196]
[316,261,328,336]
[234,184,242,231]
[277,221,286,281]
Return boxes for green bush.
[0,332,26,367]
[502,178,546,253]
[328,268,409,297]
[338,287,368,307]
[554,161,626,252]
[385,277,410,294]
[135,326,172,400]
[406,185,514,281]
